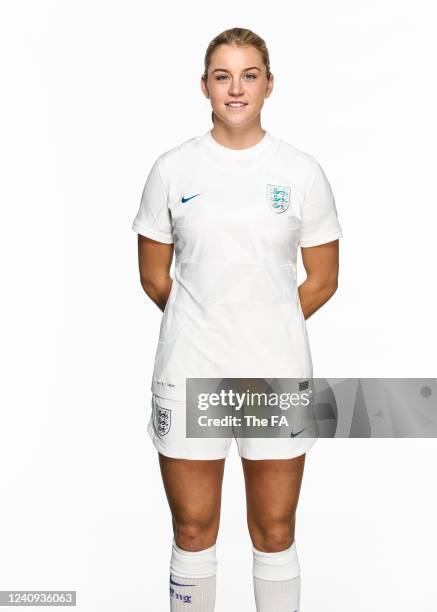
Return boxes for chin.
[216,113,256,127]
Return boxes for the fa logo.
[152,399,171,436]
[267,184,291,214]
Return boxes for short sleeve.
[299,159,343,247]
[132,158,174,244]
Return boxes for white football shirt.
[132,129,343,401]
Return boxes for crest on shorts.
[266,184,291,214]
[153,400,171,437]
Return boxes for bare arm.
[298,239,339,320]
[137,234,174,312]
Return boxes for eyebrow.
[211,66,261,73]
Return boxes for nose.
[228,77,244,96]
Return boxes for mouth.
[225,102,248,110]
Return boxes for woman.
[132,27,342,612]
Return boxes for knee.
[249,520,294,552]
[174,516,218,551]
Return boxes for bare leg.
[242,453,305,551]
[158,453,226,610]
[159,453,226,550]
[242,453,307,612]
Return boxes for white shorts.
[147,394,318,460]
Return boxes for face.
[201,44,273,127]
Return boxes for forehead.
[209,44,263,70]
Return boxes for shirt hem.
[299,229,343,247]
[132,222,174,244]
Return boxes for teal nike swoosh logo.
[181,193,201,203]
[290,428,306,438]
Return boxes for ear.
[200,75,210,99]
[265,73,274,98]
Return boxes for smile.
[225,102,247,108]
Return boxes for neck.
[210,120,266,150]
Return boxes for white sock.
[169,538,217,611]
[252,541,301,612]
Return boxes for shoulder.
[274,135,320,170]
[270,134,323,190]
[154,134,204,179]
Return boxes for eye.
[245,73,257,80]
[215,74,229,81]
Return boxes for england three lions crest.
[152,400,171,437]
[267,184,291,214]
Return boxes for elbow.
[324,279,338,299]
[140,275,159,296]
[140,277,152,296]
[139,273,170,300]
[327,278,338,296]
[308,275,338,299]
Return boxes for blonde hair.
[202,27,272,124]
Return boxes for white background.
[1,1,436,610]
